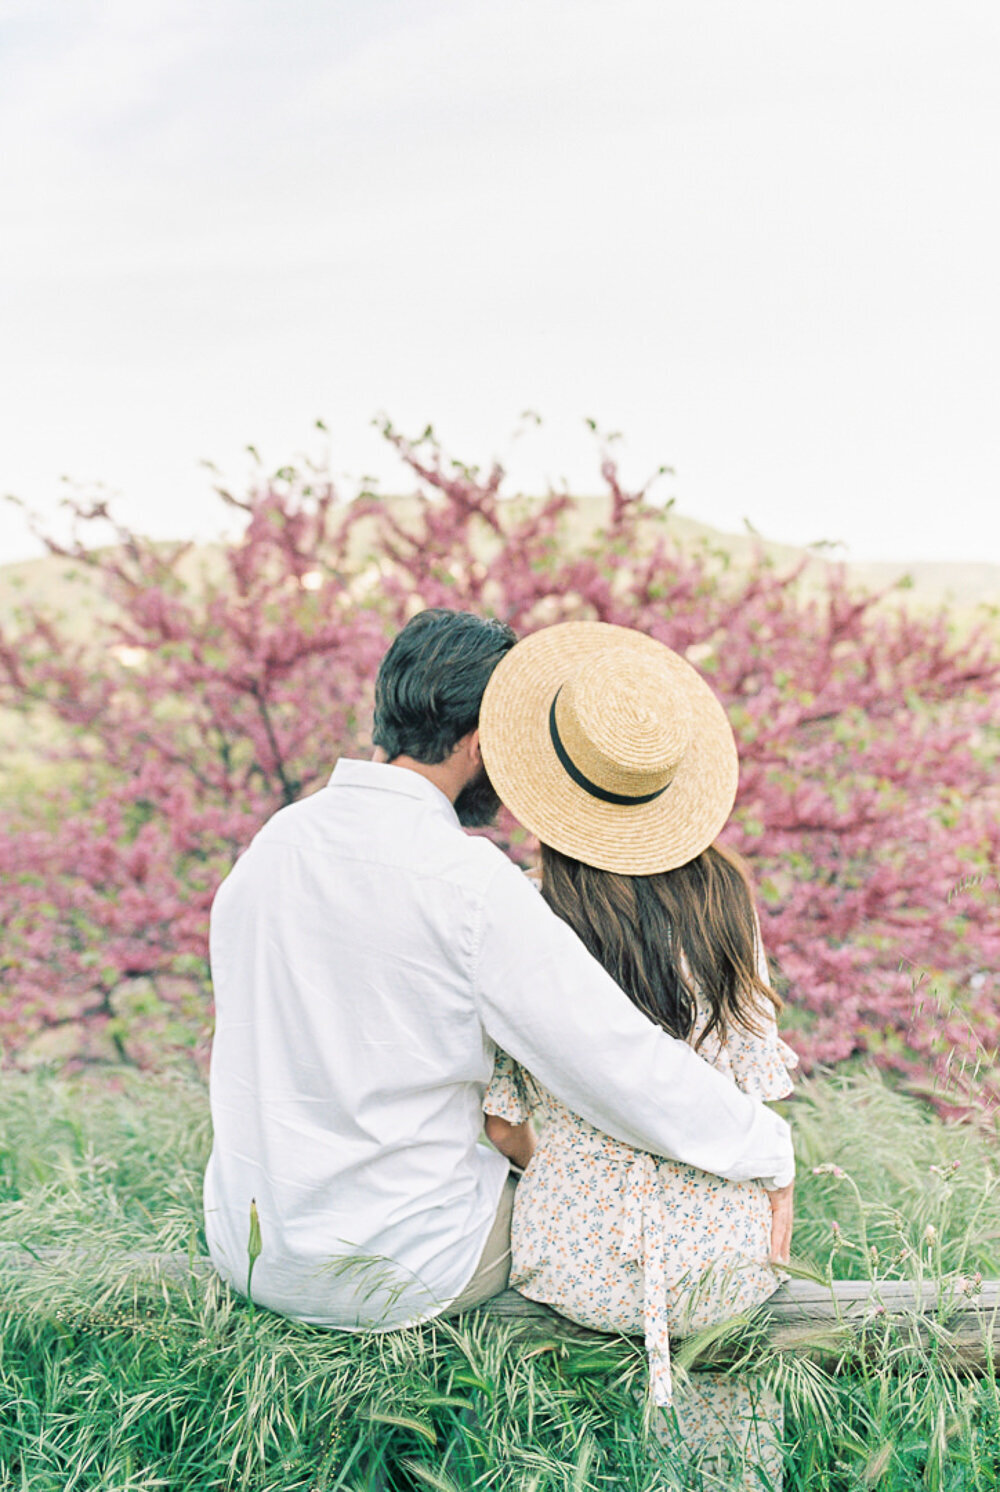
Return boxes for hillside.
[2,498,998,635]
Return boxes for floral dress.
[484,991,797,1485]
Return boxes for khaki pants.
[445,1173,518,1314]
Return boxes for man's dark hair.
[372,609,517,764]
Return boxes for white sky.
[2,0,998,565]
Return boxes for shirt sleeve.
[473,856,795,1190]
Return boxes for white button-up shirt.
[204,759,793,1331]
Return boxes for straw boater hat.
[478,621,738,875]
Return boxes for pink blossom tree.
[1,423,997,1106]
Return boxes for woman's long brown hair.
[541,842,780,1049]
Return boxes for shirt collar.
[328,757,460,823]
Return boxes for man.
[204,608,794,1331]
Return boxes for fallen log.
[479,1277,1000,1371]
[2,1248,997,1372]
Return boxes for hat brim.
[479,621,739,875]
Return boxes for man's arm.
[473,859,794,1189]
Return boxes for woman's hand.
[767,1182,794,1264]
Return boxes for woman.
[476,621,796,1486]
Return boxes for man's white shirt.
[204,758,794,1329]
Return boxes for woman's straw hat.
[478,621,738,875]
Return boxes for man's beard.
[454,764,502,828]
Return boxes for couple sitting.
[204,609,796,1477]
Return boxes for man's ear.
[449,729,482,770]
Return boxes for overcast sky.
[2,0,998,565]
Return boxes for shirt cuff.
[744,1105,795,1190]
[761,1162,796,1191]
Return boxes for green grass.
[2,1068,1000,1490]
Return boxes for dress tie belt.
[621,1151,673,1407]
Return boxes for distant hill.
[647,511,1000,613]
[2,498,998,635]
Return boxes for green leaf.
[246,1197,262,1302]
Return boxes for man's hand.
[767,1182,794,1264]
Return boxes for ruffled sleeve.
[689,926,798,1101]
[718,1007,798,1100]
[483,1049,534,1123]
[693,998,797,1100]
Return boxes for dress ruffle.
[484,1049,532,1124]
[695,1024,798,1102]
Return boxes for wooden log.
[478,1279,1000,1371]
[2,1249,997,1371]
